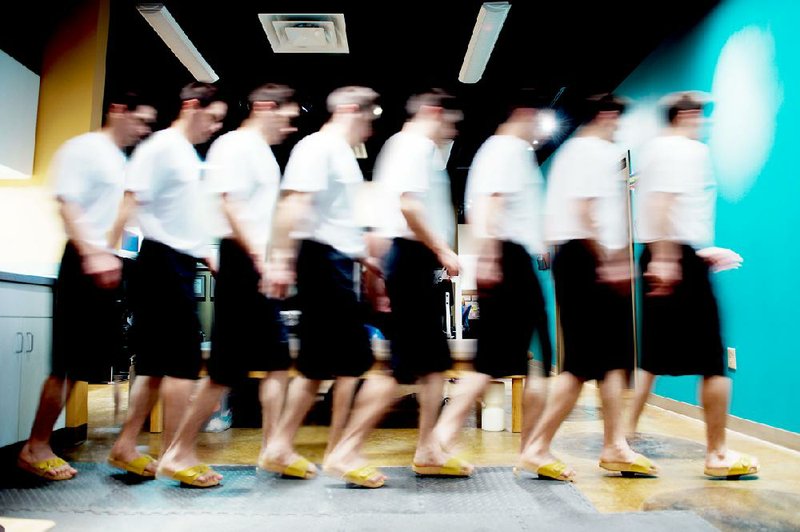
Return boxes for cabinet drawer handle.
[15,332,23,353]
[26,332,34,353]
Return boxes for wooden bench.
[148,338,526,434]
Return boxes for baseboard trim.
[648,394,800,452]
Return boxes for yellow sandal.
[342,465,386,488]
[704,454,758,479]
[599,453,658,477]
[258,456,317,479]
[107,454,157,477]
[18,456,75,481]
[514,460,575,482]
[412,455,472,477]
[158,464,220,488]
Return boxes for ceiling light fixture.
[458,2,511,84]
[136,3,219,82]
[259,14,349,54]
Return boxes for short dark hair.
[248,83,295,106]
[406,88,459,116]
[666,93,706,124]
[102,90,152,126]
[106,91,147,112]
[503,89,552,119]
[583,93,627,123]
[179,82,220,108]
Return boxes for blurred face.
[436,110,462,143]
[263,101,299,143]
[112,104,156,147]
[596,110,621,141]
[352,106,378,144]
[676,109,704,139]
[188,101,227,144]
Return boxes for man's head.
[581,93,628,141]
[178,82,227,144]
[406,89,463,144]
[105,92,157,148]
[326,86,381,145]
[248,83,299,144]
[503,95,558,144]
[662,91,710,139]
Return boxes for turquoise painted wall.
[617,0,800,433]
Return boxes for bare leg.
[18,376,77,479]
[434,372,491,452]
[519,372,582,477]
[157,377,225,483]
[324,375,398,480]
[258,370,289,460]
[160,377,196,453]
[109,375,162,474]
[626,369,656,436]
[598,369,644,464]
[261,376,321,475]
[412,373,467,470]
[701,375,757,471]
[324,376,359,458]
[520,375,549,451]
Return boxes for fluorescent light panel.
[136,3,218,82]
[459,2,511,84]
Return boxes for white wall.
[0,50,39,180]
[0,187,64,274]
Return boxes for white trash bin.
[481,380,506,432]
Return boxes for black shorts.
[207,239,291,386]
[384,238,452,384]
[51,242,125,382]
[639,244,725,377]
[553,240,634,381]
[129,239,202,380]
[294,240,374,380]
[474,241,552,378]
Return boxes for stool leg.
[149,399,163,433]
[511,377,524,433]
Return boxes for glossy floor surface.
[57,379,800,531]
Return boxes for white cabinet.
[18,317,53,439]
[0,317,23,446]
[0,279,57,448]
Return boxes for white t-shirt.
[635,135,716,248]
[204,129,281,252]
[373,131,455,248]
[465,135,545,255]
[51,132,127,249]
[280,131,365,258]
[125,128,208,258]
[544,136,628,250]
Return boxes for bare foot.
[259,446,317,478]
[18,442,77,480]
[706,450,759,473]
[158,448,222,485]
[413,447,474,476]
[108,445,158,476]
[599,442,642,466]
[413,445,452,469]
[323,451,387,487]
[518,449,576,481]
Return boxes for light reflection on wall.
[709,26,783,201]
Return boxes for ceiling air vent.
[259,13,349,53]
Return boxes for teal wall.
[616,0,799,433]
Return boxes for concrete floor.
[62,379,800,531]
